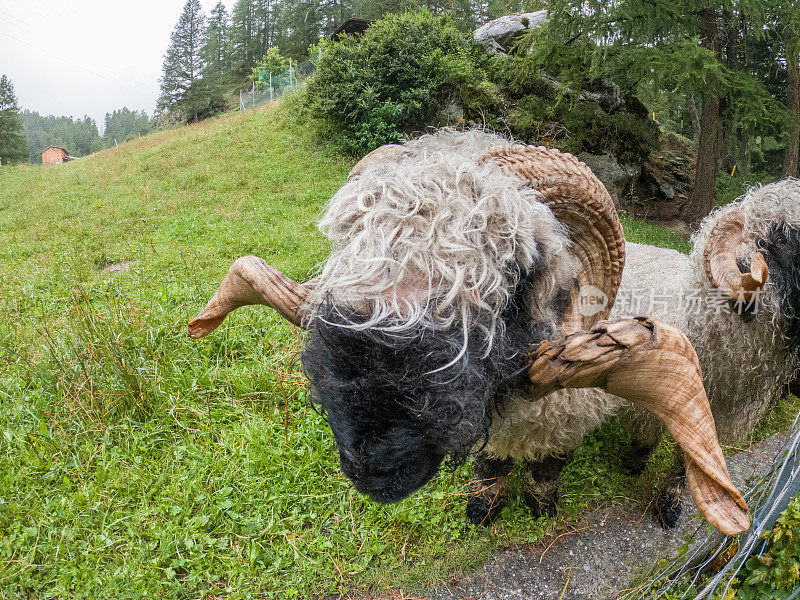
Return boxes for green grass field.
[0,103,796,599]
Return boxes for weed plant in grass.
[1,102,797,598]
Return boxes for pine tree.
[103,108,151,146]
[0,75,28,165]
[230,0,260,81]
[277,0,325,60]
[157,0,207,120]
[535,0,782,223]
[782,2,800,177]
[203,1,230,77]
[686,6,722,224]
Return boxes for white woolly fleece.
[489,180,800,459]
[306,129,575,358]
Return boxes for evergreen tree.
[529,0,780,222]
[257,0,281,57]
[103,108,152,146]
[0,75,28,165]
[353,0,417,21]
[688,6,723,224]
[19,111,102,162]
[230,0,261,81]
[158,0,207,120]
[277,0,325,60]
[782,2,800,177]
[203,1,230,77]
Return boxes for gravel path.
[427,434,789,600]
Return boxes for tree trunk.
[739,128,750,177]
[720,96,735,175]
[720,9,738,174]
[684,8,721,224]
[783,23,800,178]
[687,93,700,142]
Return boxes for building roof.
[331,18,373,41]
[41,146,68,154]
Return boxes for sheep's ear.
[527,317,750,536]
[188,256,315,339]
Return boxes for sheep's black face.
[758,224,800,354]
[302,280,543,503]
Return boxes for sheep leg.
[620,439,658,477]
[654,447,687,529]
[466,455,514,527]
[523,453,572,519]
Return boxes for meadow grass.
[0,103,796,599]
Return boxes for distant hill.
[20,108,152,163]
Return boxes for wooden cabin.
[41,146,77,166]
[331,18,373,41]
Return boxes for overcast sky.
[0,1,233,132]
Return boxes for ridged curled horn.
[527,317,749,535]
[703,208,769,303]
[188,256,315,338]
[477,145,626,333]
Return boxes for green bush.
[304,9,499,155]
[502,94,659,164]
[252,47,290,83]
[489,36,660,164]
[733,496,800,600]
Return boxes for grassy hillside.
[0,103,792,599]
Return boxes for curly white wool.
[490,180,800,459]
[685,179,800,440]
[306,130,575,359]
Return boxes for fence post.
[270,72,273,101]
[252,81,255,109]
[239,90,245,111]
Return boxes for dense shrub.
[732,495,800,600]
[304,9,500,155]
[490,53,660,165]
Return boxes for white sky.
[0,1,233,132]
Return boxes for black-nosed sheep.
[189,130,753,535]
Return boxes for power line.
[0,16,156,91]
[0,29,154,99]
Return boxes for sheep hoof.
[466,494,506,526]
[655,490,683,529]
[524,490,558,519]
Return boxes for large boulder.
[577,152,641,206]
[635,134,696,220]
[473,11,548,55]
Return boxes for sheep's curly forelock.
[305,130,575,359]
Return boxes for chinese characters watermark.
[579,285,763,318]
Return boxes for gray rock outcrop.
[473,11,548,55]
[578,152,641,206]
